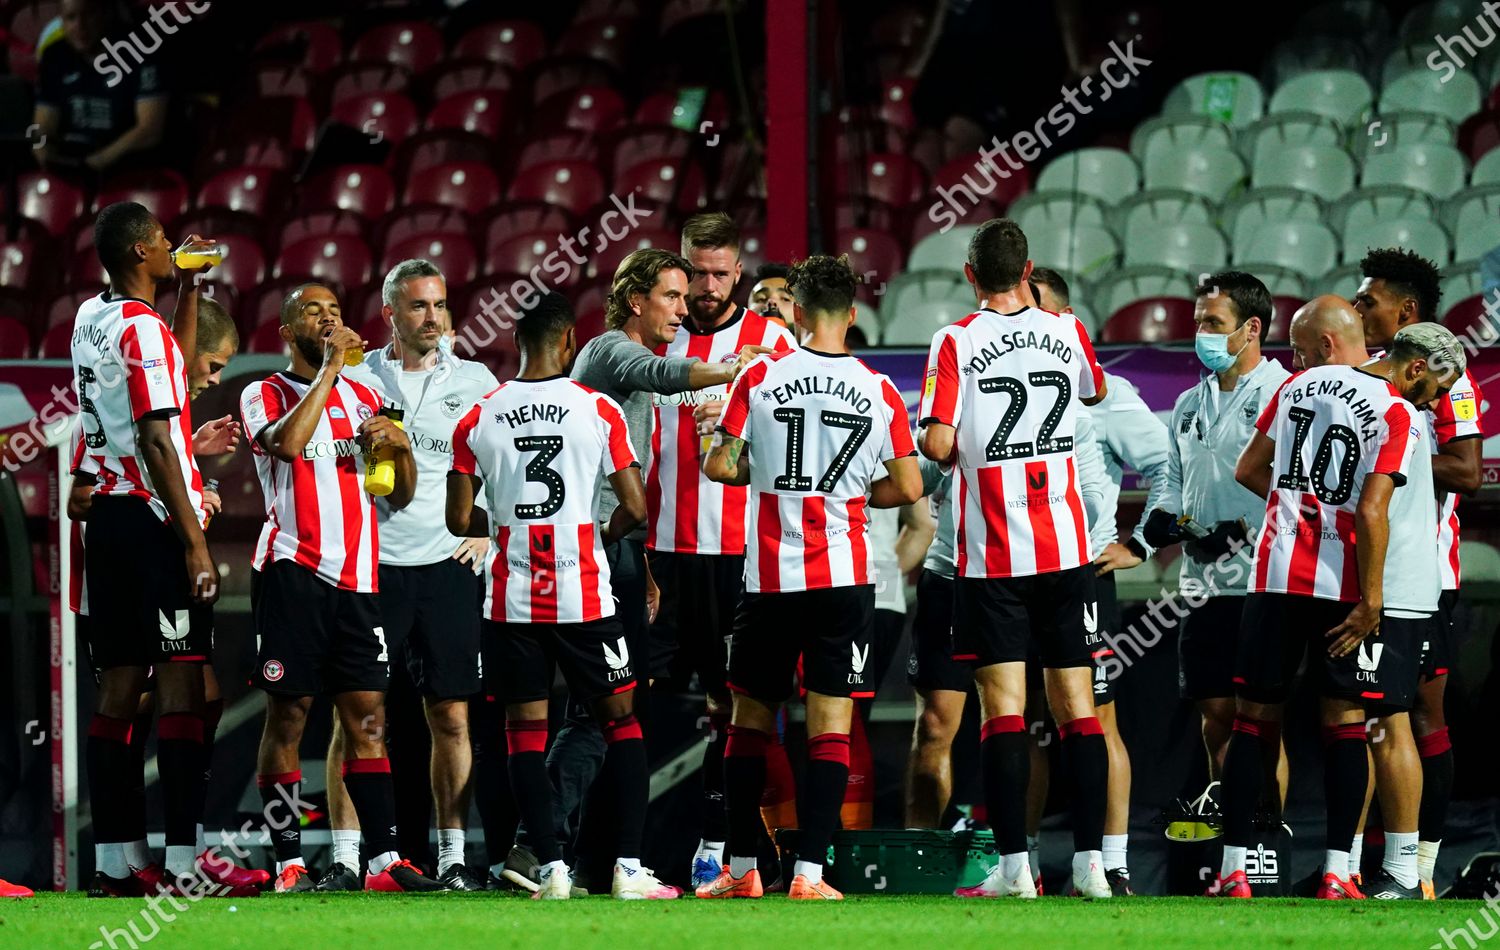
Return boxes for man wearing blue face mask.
[1143,272,1291,803]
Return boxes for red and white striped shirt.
[451,376,638,623]
[919,307,1105,578]
[719,348,915,593]
[68,422,95,615]
[69,291,205,524]
[1431,368,1482,590]
[646,309,795,555]
[241,373,385,593]
[1249,366,1419,603]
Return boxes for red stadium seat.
[96,170,189,226]
[38,322,72,358]
[556,17,633,71]
[405,161,501,212]
[0,317,29,358]
[196,166,289,217]
[1266,295,1306,343]
[586,228,678,281]
[507,162,606,217]
[275,210,366,255]
[204,97,318,169]
[1101,297,1198,343]
[834,196,900,232]
[1459,110,1500,164]
[454,20,547,73]
[908,197,1001,247]
[253,21,343,74]
[382,233,478,284]
[156,283,239,328]
[1444,294,1494,339]
[17,172,86,237]
[487,231,559,275]
[482,204,575,254]
[536,85,627,135]
[738,227,768,279]
[530,62,617,106]
[835,228,905,289]
[0,287,32,329]
[247,320,289,354]
[515,131,600,176]
[327,64,412,107]
[301,165,396,219]
[659,0,718,34]
[379,205,471,250]
[68,253,107,287]
[931,154,1030,211]
[174,209,264,244]
[330,92,420,147]
[606,127,693,176]
[832,119,908,163]
[614,157,708,213]
[877,78,918,131]
[427,89,511,138]
[274,235,374,289]
[349,22,444,76]
[47,289,98,329]
[395,130,500,181]
[211,235,269,289]
[250,64,313,98]
[634,87,729,129]
[429,61,516,99]
[839,152,926,207]
[0,240,38,289]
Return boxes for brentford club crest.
[262,660,285,682]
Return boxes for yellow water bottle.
[363,407,404,497]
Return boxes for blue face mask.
[1195,326,1245,373]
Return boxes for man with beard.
[318,261,499,891]
[749,263,795,331]
[241,283,442,893]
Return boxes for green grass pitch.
[6,892,1495,949]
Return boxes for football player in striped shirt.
[1214,307,1464,900]
[697,254,921,901]
[446,291,680,901]
[241,283,442,893]
[919,220,1111,899]
[650,213,796,886]
[1353,248,1481,897]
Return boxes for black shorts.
[1090,571,1121,706]
[953,565,1098,670]
[483,616,636,705]
[647,550,743,694]
[1234,593,1419,709]
[1421,589,1459,680]
[908,570,967,691]
[729,585,875,702]
[1179,595,1246,700]
[379,559,483,699]
[83,496,213,670]
[251,560,388,696]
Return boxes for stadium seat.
[1128,115,1234,163]
[1379,69,1482,125]
[1444,293,1496,340]
[836,229,905,288]
[1444,184,1500,240]
[506,162,606,217]
[1360,143,1468,199]
[586,228,678,282]
[349,22,444,76]
[196,166,288,217]
[251,64,312,98]
[531,61,617,105]
[427,90,510,138]
[907,225,979,271]
[615,157,709,213]
[275,210,366,255]
[1473,147,1500,186]
[634,87,731,130]
[1266,37,1368,90]
[1241,113,1344,167]
[1251,144,1356,199]
[38,322,73,358]
[1123,223,1228,274]
[839,153,927,207]
[1441,263,1483,306]
[557,16,633,71]
[1317,262,1366,297]
[1246,265,1311,299]
[301,165,396,218]
[1035,148,1140,205]
[1091,265,1192,318]
[536,85,628,135]
[1355,112,1456,160]
[203,97,318,168]
[607,127,694,177]
[1111,190,1214,248]
[1224,187,1325,250]
[880,297,976,347]
[1298,0,1388,38]
[247,320,289,355]
[253,21,343,74]
[0,240,38,290]
[382,234,478,284]
[96,170,189,227]
[1025,224,1119,278]
[246,277,338,330]
[16,172,85,237]
[378,206,469,251]
[211,235,268,289]
[0,317,28,358]
[1342,219,1451,266]
[1265,295,1308,342]
[1331,186,1438,240]
[487,231,561,277]
[405,161,502,213]
[1101,296,1198,343]
[454,20,548,73]
[429,61,515,100]
[46,289,97,330]
[883,269,973,322]
[327,64,412,108]
[482,204,575,256]
[909,197,1002,248]
[1267,70,1373,125]
[1236,221,1339,278]
[929,154,1031,212]
[1458,541,1500,582]
[1380,42,1444,87]
[274,235,374,288]
[831,119,909,164]
[1161,72,1265,128]
[394,130,500,183]
[1143,145,1247,202]
[329,92,420,148]
[1008,192,1110,235]
[1458,110,1500,164]
[1455,217,1500,265]
[514,131,601,176]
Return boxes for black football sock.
[507,719,560,865]
[343,758,400,867]
[157,711,204,872]
[798,733,851,869]
[473,695,517,866]
[723,725,770,864]
[87,714,136,859]
[1058,717,1108,853]
[701,712,730,845]
[1220,717,1277,848]
[1323,723,1369,853]
[127,709,152,853]
[193,699,223,852]
[1417,727,1453,842]
[257,770,303,865]
[601,716,648,860]
[980,716,1029,855]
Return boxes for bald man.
[1288,295,1368,370]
